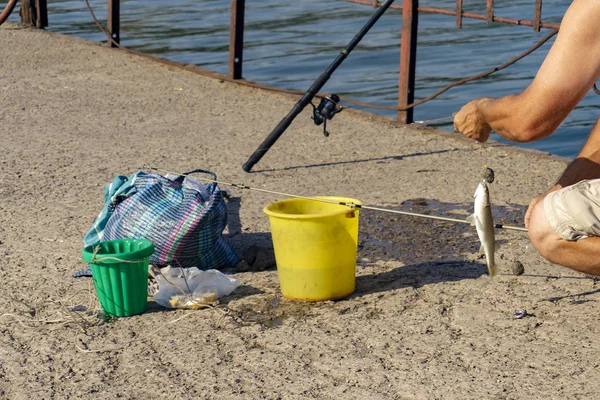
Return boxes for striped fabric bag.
[82,169,239,271]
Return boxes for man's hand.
[453,98,493,142]
[524,184,562,229]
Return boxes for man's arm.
[454,0,600,143]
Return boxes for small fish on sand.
[467,181,496,276]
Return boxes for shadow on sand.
[251,149,457,173]
[354,261,488,297]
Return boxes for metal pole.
[533,0,542,32]
[19,0,34,26]
[108,0,120,47]
[486,0,494,23]
[0,0,18,26]
[35,0,48,28]
[229,0,245,79]
[398,0,418,124]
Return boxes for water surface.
[13,0,598,158]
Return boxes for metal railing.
[346,0,559,122]
[6,0,561,123]
[3,0,47,28]
[226,0,560,123]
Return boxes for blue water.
[10,0,599,158]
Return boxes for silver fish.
[467,181,496,276]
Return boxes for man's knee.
[528,198,561,260]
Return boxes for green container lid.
[82,239,154,318]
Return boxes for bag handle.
[173,169,217,184]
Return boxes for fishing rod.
[145,166,528,233]
[242,0,396,173]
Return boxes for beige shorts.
[544,179,600,241]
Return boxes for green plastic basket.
[82,239,154,318]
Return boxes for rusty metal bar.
[228,0,245,80]
[19,0,34,26]
[344,0,560,30]
[35,0,48,28]
[107,0,120,47]
[533,0,542,32]
[456,0,462,28]
[486,0,494,23]
[0,0,18,26]
[398,0,418,124]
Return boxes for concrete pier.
[3,23,595,400]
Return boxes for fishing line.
[411,115,496,199]
[144,165,528,233]
[412,115,454,125]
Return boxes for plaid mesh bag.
[83,169,239,270]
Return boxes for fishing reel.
[311,94,343,137]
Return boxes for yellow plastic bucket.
[263,196,362,301]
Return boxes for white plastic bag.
[154,267,240,309]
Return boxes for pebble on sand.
[510,260,525,276]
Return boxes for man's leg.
[528,183,600,275]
